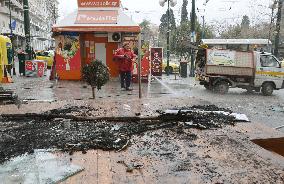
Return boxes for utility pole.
[166,0,170,76]
[190,0,196,77]
[274,0,283,58]
[8,0,14,75]
[23,0,32,60]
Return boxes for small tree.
[82,60,109,99]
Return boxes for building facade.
[280,2,284,58]
[0,0,58,51]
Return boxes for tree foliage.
[140,19,153,49]
[220,15,272,40]
[181,0,189,25]
[241,15,250,29]
[158,5,214,57]
[158,8,177,50]
[82,60,109,98]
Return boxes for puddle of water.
[252,137,284,157]
[0,150,83,184]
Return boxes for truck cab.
[255,52,284,95]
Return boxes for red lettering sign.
[77,0,120,8]
[150,48,163,77]
[75,10,118,24]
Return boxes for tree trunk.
[92,86,96,99]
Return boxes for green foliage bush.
[82,60,109,90]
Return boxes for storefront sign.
[75,10,118,24]
[150,47,163,77]
[77,0,120,8]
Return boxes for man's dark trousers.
[120,71,131,89]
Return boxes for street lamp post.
[23,0,32,60]
[190,0,196,77]
[8,0,16,75]
[159,0,177,76]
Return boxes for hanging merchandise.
[0,35,13,83]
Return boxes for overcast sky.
[59,0,272,26]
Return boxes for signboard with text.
[75,10,118,24]
[150,47,163,77]
[77,0,120,8]
[207,49,236,66]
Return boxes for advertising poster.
[150,47,163,77]
[55,34,81,80]
[25,60,37,77]
[55,35,81,71]
[37,62,45,77]
[207,49,236,66]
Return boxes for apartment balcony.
[0,6,9,15]
[3,0,23,11]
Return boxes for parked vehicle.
[162,60,180,74]
[195,48,284,96]
[36,50,54,68]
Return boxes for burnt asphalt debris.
[0,88,20,106]
[0,105,237,164]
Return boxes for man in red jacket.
[114,42,136,91]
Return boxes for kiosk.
[52,0,141,80]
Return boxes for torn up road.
[0,101,284,183]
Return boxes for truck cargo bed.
[206,65,254,76]
[205,49,254,76]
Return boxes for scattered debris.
[0,88,20,107]
[275,125,284,130]
[270,106,284,112]
[0,105,246,164]
[117,160,143,172]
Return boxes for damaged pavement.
[0,76,284,183]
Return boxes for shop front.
[52,0,141,80]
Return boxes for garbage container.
[18,53,28,76]
[180,61,188,78]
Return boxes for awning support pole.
[138,33,142,99]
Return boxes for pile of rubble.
[0,105,241,164]
[0,87,19,105]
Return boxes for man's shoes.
[126,88,133,91]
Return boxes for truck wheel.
[214,81,229,94]
[261,83,274,96]
[204,83,212,90]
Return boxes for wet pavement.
[1,69,284,183]
[2,69,284,133]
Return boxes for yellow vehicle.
[162,60,180,74]
[36,50,54,68]
[0,35,12,83]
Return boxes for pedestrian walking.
[114,42,136,91]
